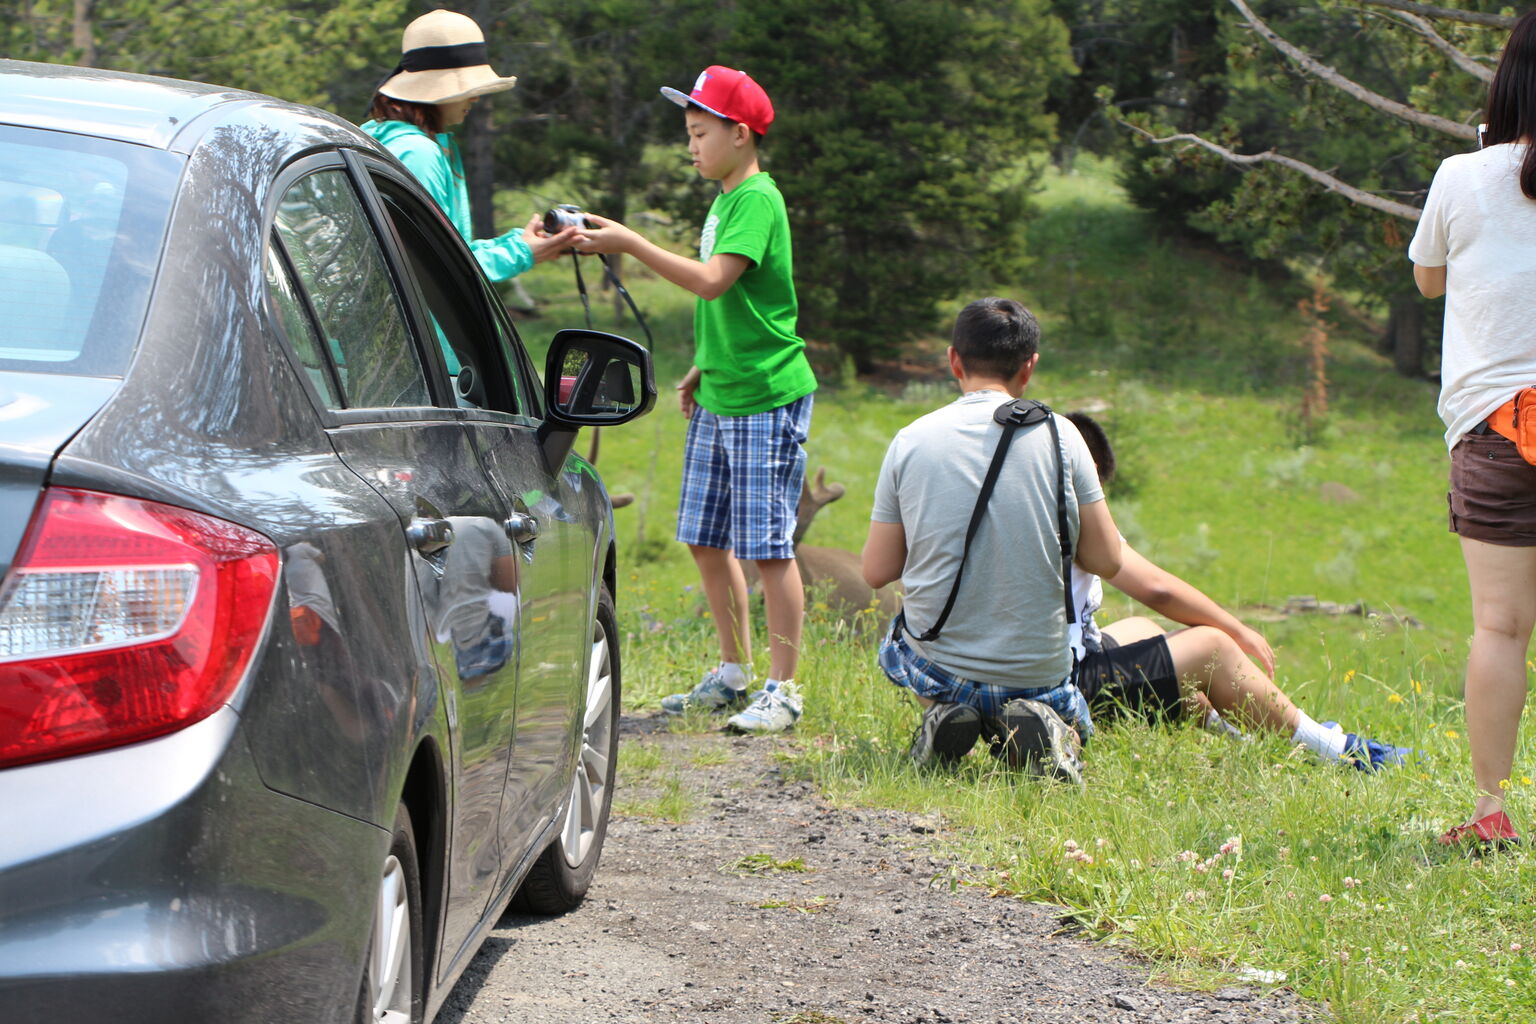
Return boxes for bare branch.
[1230,0,1477,141]
[1120,121,1423,221]
[1384,9,1494,82]
[1356,0,1515,30]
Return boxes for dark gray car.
[0,60,654,1023]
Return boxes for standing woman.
[361,10,579,285]
[1410,11,1536,849]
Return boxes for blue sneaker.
[1324,723,1411,772]
[1341,733,1411,772]
[726,681,802,734]
[660,667,748,715]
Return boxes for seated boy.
[1063,412,1409,769]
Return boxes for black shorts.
[1073,634,1183,722]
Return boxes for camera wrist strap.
[895,399,1075,645]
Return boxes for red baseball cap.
[660,65,775,136]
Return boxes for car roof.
[0,59,358,152]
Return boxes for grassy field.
[509,159,1535,1023]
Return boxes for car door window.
[370,177,527,416]
[272,170,429,410]
[263,244,343,407]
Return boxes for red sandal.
[1437,810,1521,849]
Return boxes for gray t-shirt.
[872,390,1103,687]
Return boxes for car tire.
[357,803,425,1024]
[514,584,620,914]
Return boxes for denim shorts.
[878,621,1095,743]
[676,394,812,561]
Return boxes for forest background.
[7,0,1513,376]
[9,3,1536,1022]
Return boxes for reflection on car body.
[0,59,653,1024]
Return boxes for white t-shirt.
[1409,143,1536,448]
[872,391,1103,687]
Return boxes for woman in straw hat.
[361,9,580,282]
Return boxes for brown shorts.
[1449,430,1536,546]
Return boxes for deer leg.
[689,544,752,667]
[753,557,805,683]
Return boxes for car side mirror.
[537,329,656,469]
[543,330,655,425]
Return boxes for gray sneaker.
[908,702,983,768]
[986,699,1084,784]
[660,667,749,715]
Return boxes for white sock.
[764,677,788,691]
[1292,711,1345,760]
[718,662,748,690]
[1203,708,1246,741]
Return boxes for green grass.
[727,853,811,875]
[611,769,696,823]
[524,157,1536,1023]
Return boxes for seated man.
[861,297,1405,775]
[861,297,1120,778]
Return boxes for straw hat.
[378,10,516,105]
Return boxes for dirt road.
[435,715,1320,1024]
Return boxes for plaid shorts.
[677,394,813,561]
[878,620,1096,743]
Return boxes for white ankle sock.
[765,677,789,691]
[1292,711,1345,760]
[718,662,748,690]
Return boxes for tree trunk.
[72,0,96,67]
[1385,292,1425,378]
[464,0,496,240]
[465,103,496,240]
[604,158,629,321]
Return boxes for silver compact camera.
[543,203,593,234]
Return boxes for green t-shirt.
[694,173,817,416]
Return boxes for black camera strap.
[569,251,655,350]
[894,397,1076,644]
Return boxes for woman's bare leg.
[1460,537,1536,820]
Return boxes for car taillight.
[0,488,279,769]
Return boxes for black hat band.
[392,41,489,76]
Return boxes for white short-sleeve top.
[1409,143,1536,449]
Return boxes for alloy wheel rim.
[370,853,412,1023]
[561,619,613,868]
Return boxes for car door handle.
[407,517,455,553]
[504,512,539,544]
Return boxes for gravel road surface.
[436,715,1321,1024]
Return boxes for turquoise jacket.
[360,119,534,282]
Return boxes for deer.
[742,467,902,618]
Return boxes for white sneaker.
[726,681,802,734]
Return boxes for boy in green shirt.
[580,66,817,733]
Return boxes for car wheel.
[514,585,619,913]
[357,803,424,1024]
